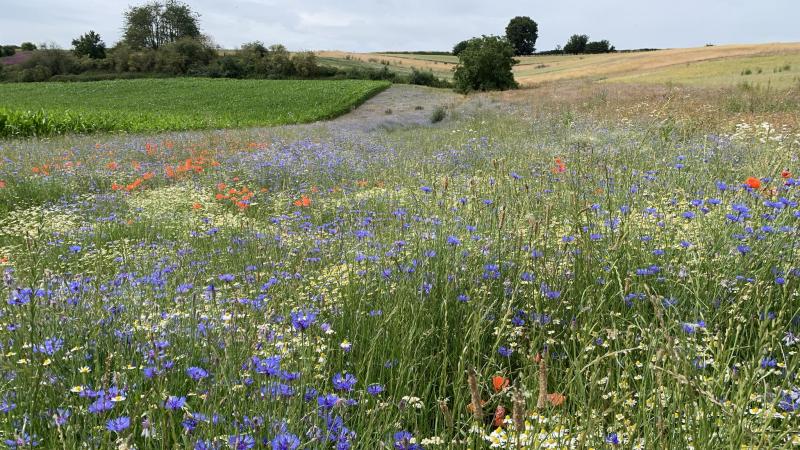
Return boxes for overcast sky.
[2,0,798,52]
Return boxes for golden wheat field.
[319,42,800,87]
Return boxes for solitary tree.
[20,42,37,51]
[505,16,538,56]
[453,36,518,93]
[71,31,106,59]
[123,0,201,50]
[563,34,589,54]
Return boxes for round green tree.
[505,16,538,56]
[453,36,518,93]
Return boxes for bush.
[584,40,615,54]
[453,36,518,93]
[19,49,79,79]
[20,42,37,51]
[408,69,450,88]
[563,34,589,54]
[1,46,16,57]
[291,52,318,78]
[430,106,446,123]
[155,38,214,74]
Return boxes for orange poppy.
[492,376,509,393]
[106,161,119,171]
[493,405,507,427]
[192,203,203,210]
[781,169,792,179]
[293,195,311,207]
[745,177,761,189]
[0,180,6,189]
[547,392,566,407]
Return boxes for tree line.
[0,0,447,87]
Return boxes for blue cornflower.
[446,235,461,246]
[106,416,130,433]
[33,337,63,356]
[332,372,357,392]
[164,395,187,410]
[218,274,235,282]
[186,367,208,381]
[271,433,300,450]
[317,394,339,410]
[290,309,317,331]
[420,186,432,193]
[367,384,384,396]
[393,430,422,450]
[69,245,82,253]
[88,398,114,414]
[605,433,620,445]
[228,434,256,450]
[498,346,513,357]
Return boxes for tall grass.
[0,95,798,448]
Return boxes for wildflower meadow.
[1,96,799,449]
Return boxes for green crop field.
[0,78,390,138]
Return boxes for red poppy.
[548,392,566,407]
[781,169,792,179]
[745,177,761,189]
[293,195,311,207]
[492,376,509,393]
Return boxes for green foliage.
[452,40,469,56]
[563,34,589,54]
[0,78,390,138]
[505,16,538,56]
[563,35,615,54]
[71,30,106,59]
[154,38,215,74]
[584,39,615,54]
[408,69,449,88]
[20,42,37,51]
[123,0,201,50]
[453,36,518,93]
[1,45,16,57]
[429,105,446,123]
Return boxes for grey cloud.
[1,0,798,51]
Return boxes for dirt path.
[327,84,463,132]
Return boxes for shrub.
[21,49,79,78]
[1,46,16,57]
[155,37,214,74]
[20,42,37,51]
[406,69,451,88]
[453,36,518,93]
[584,40,615,54]
[291,52,318,78]
[563,34,589,54]
[430,106,446,123]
